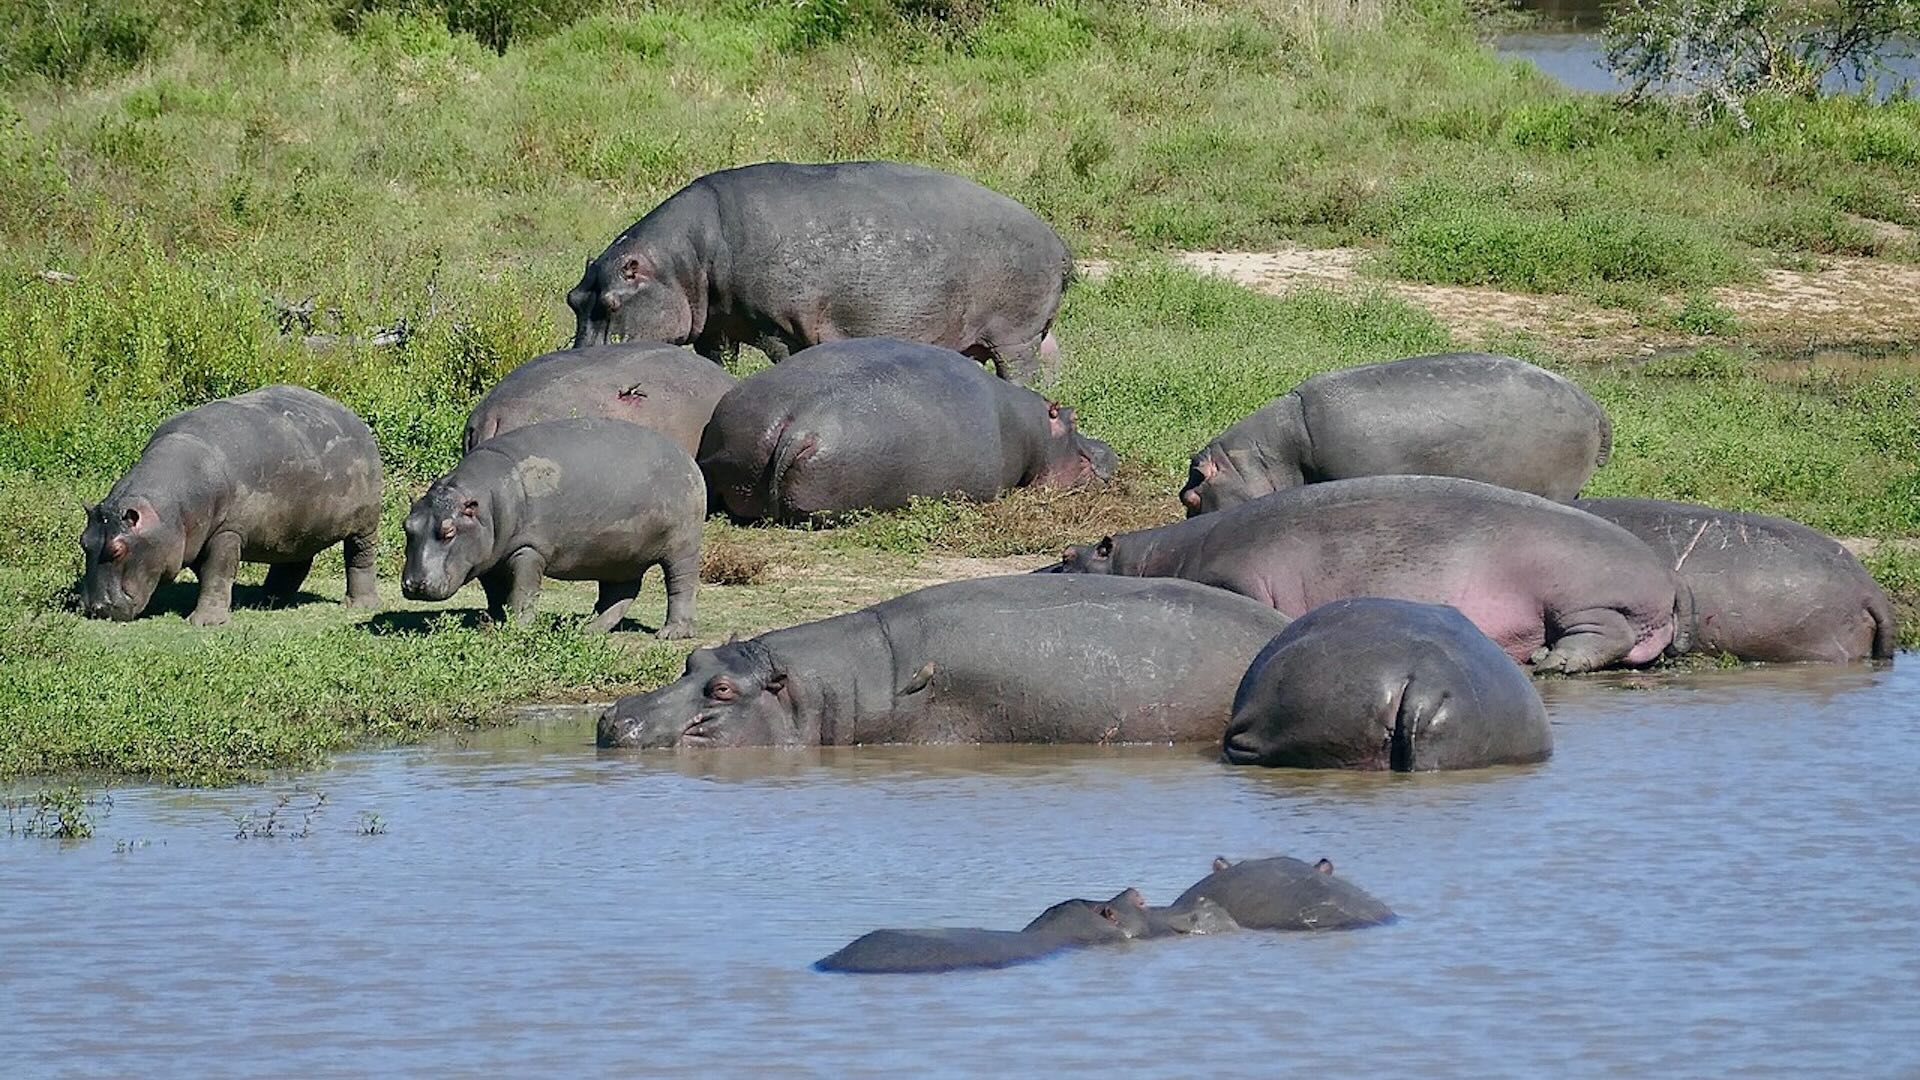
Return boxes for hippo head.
[78,497,184,621]
[400,480,496,602]
[568,252,693,349]
[597,639,800,749]
[1048,535,1117,575]
[1021,888,1154,943]
[1028,402,1118,488]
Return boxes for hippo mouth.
[1220,720,1266,766]
[400,578,462,603]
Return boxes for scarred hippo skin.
[1181,352,1612,515]
[463,342,736,457]
[1047,475,1683,675]
[402,418,704,637]
[1572,497,1897,662]
[78,385,382,626]
[568,161,1073,383]
[595,575,1292,748]
[697,338,1115,526]
[1223,598,1553,771]
[1166,857,1395,931]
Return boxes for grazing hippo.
[1572,497,1897,663]
[596,575,1292,748]
[78,385,381,626]
[1181,352,1612,515]
[401,418,703,636]
[464,342,736,457]
[1166,857,1395,931]
[698,338,1116,526]
[1047,475,1683,674]
[1223,598,1553,770]
[569,161,1073,383]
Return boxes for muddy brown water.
[5,663,1918,1076]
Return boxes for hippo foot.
[655,620,696,641]
[343,593,381,610]
[187,610,231,627]
[1528,647,1551,665]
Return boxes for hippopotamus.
[1048,475,1683,674]
[1572,497,1897,663]
[596,575,1293,748]
[402,418,704,636]
[568,161,1073,383]
[1164,857,1395,931]
[697,338,1116,526]
[1181,352,1612,515]
[78,385,382,626]
[464,342,736,456]
[1223,598,1553,770]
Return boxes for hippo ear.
[1097,905,1119,924]
[1192,454,1218,480]
[459,499,480,518]
[1095,536,1114,558]
[1121,887,1146,908]
[1315,858,1335,875]
[619,255,649,283]
[1212,856,1232,872]
[1047,400,1061,420]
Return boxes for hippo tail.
[763,418,819,524]
[1868,585,1897,660]
[1593,408,1613,469]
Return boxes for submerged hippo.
[1165,857,1395,931]
[464,342,737,456]
[698,338,1115,526]
[596,575,1292,748]
[1047,475,1683,674]
[1223,598,1553,770]
[569,161,1073,382]
[1182,352,1611,515]
[79,385,382,626]
[1572,497,1897,662]
[402,418,704,636]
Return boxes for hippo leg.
[342,528,380,609]
[657,550,699,640]
[479,549,546,625]
[1531,608,1640,674]
[187,530,242,627]
[585,578,642,635]
[263,558,312,601]
[752,334,793,364]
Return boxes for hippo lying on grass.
[1181,352,1611,515]
[1164,856,1395,931]
[596,575,1292,748]
[79,385,382,626]
[1573,497,1896,663]
[403,418,704,636]
[1046,475,1683,674]
[698,338,1115,525]
[569,161,1074,382]
[464,342,736,456]
[1224,598,1553,771]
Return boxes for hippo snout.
[400,575,459,602]
[595,706,630,748]
[1220,719,1266,766]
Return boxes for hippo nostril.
[1221,724,1263,765]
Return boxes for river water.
[5,663,1918,1076]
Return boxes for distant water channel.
[5,663,1918,1076]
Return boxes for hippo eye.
[708,680,737,703]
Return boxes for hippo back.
[1170,857,1394,931]
[465,342,735,456]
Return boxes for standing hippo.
[1165,857,1395,932]
[464,342,737,457]
[78,385,381,626]
[1572,497,1897,663]
[568,161,1073,383]
[596,575,1293,749]
[698,338,1115,526]
[1223,598,1553,770]
[402,418,703,636]
[1181,352,1612,515]
[1047,475,1683,674]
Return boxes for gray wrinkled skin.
[1573,497,1896,663]
[1223,598,1553,771]
[567,161,1073,383]
[464,341,737,457]
[1049,475,1682,675]
[402,418,704,637]
[1182,352,1612,515]
[698,338,1116,526]
[78,385,382,626]
[596,575,1292,749]
[1166,856,1396,931]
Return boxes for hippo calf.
[79,385,382,626]
[597,575,1292,749]
[570,160,1073,383]
[1224,598,1553,771]
[1165,857,1395,931]
[1573,497,1897,663]
[1048,475,1682,675]
[698,338,1115,526]
[464,341,737,457]
[1182,352,1611,515]
[402,418,703,636]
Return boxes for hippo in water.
[1046,475,1684,674]
[596,575,1292,749]
[568,161,1073,383]
[1572,497,1897,663]
[1223,598,1553,770]
[464,342,736,457]
[78,385,382,626]
[1164,856,1395,931]
[698,338,1115,526]
[1181,352,1612,515]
